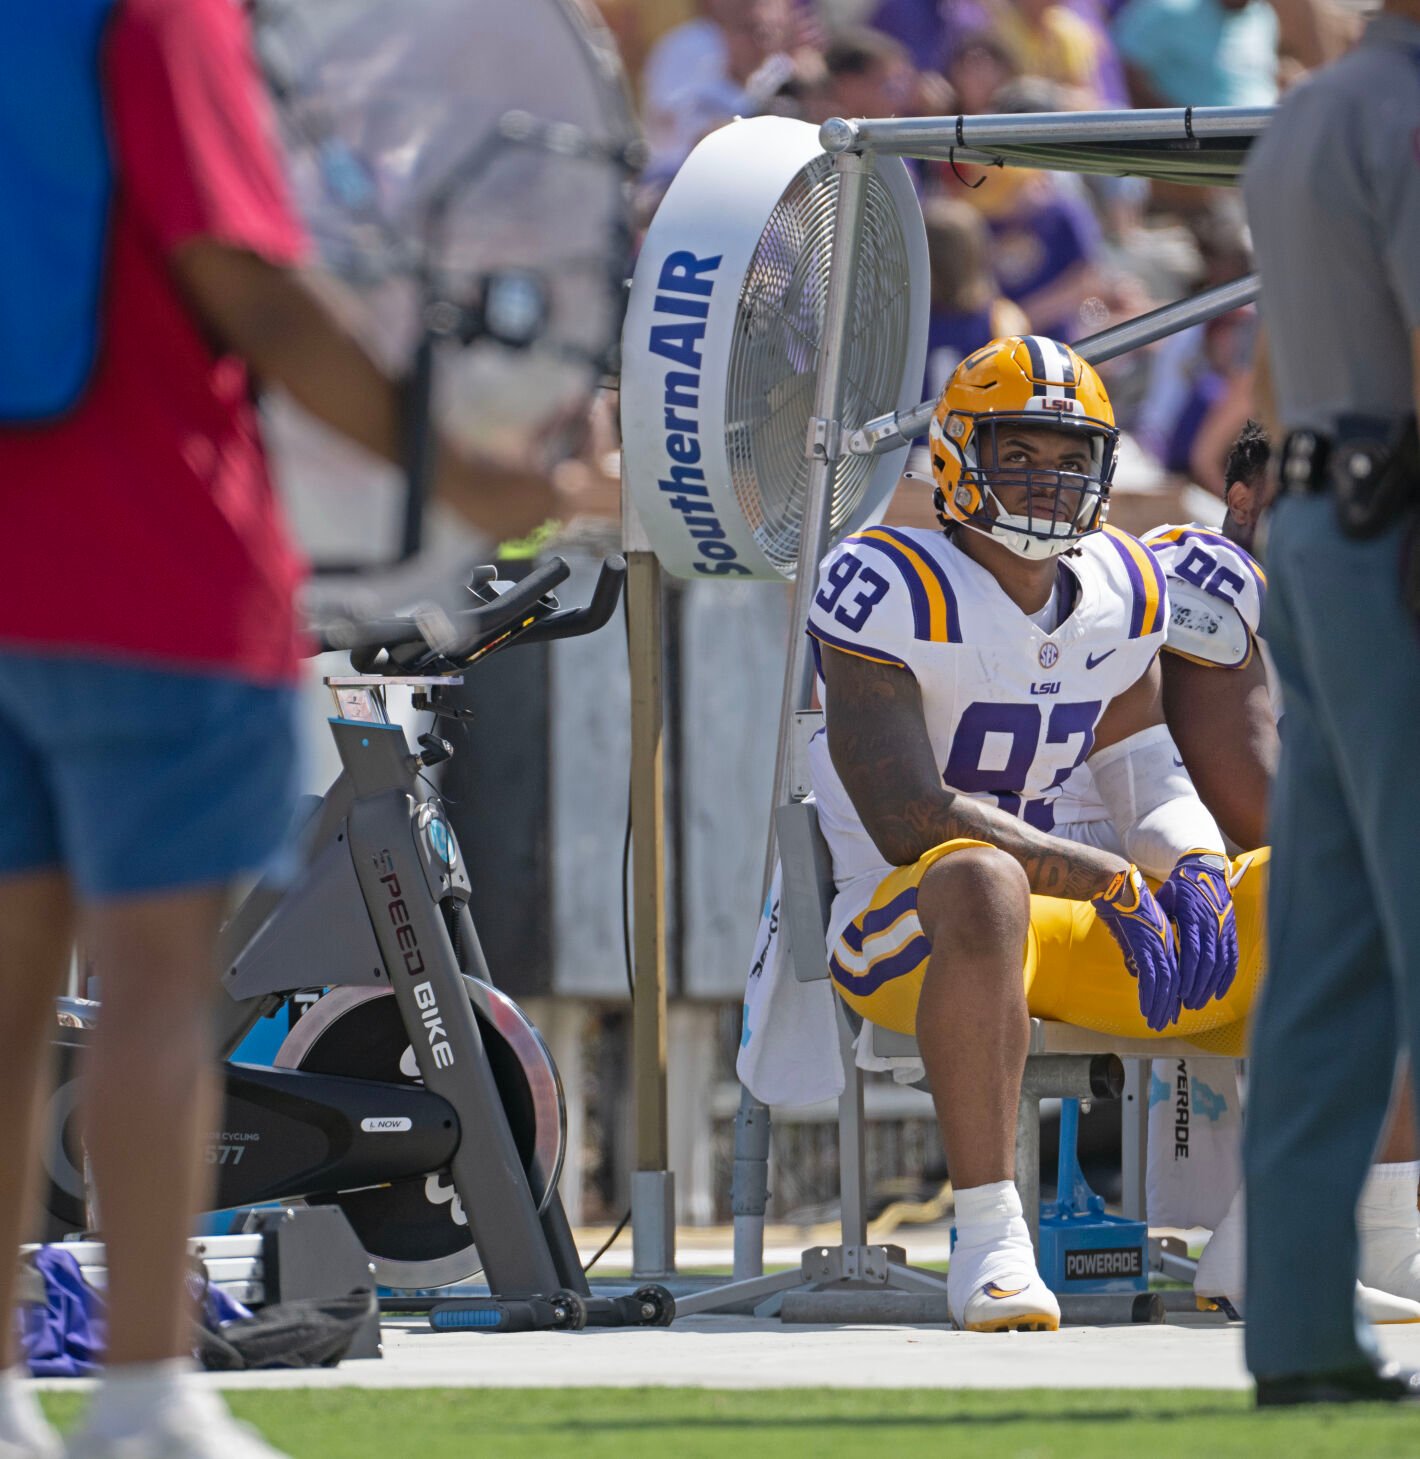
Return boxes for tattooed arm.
[821,645,1131,900]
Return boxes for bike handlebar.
[511,554,626,645]
[309,557,569,659]
[308,555,626,671]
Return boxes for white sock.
[1358,1163,1420,1228]
[1356,1163,1420,1304]
[84,1359,214,1444]
[948,1179,1048,1314]
[950,1179,1039,1281]
[0,1366,55,1448]
[1364,1161,1420,1187]
[953,1179,1030,1249]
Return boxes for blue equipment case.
[1036,1099,1147,1294]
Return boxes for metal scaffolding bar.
[1079,273,1259,363]
[846,273,1260,458]
[820,105,1272,158]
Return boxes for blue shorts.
[0,652,301,899]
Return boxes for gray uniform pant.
[1244,492,1420,1378]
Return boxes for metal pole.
[733,149,877,1283]
[1015,1088,1042,1255]
[762,149,878,890]
[1121,1059,1149,1223]
[821,105,1272,158]
[846,273,1260,458]
[730,1094,772,1278]
[835,1002,868,1248]
[399,331,435,561]
[624,474,676,1278]
[1074,273,1258,364]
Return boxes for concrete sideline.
[32,1318,1420,1393]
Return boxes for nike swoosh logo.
[1085,649,1116,669]
[1172,757,1185,768]
[982,1282,1029,1299]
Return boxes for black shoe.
[1256,1360,1420,1406]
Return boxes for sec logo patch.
[1038,642,1060,670]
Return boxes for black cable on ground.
[581,1207,631,1276]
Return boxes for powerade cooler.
[1037,1099,1147,1294]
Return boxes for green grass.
[38,1387,1420,1458]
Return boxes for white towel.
[853,1022,927,1086]
[736,861,843,1107]
[1146,1057,1243,1231]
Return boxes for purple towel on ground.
[17,1247,106,1378]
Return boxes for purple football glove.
[1156,851,1238,1010]
[1092,865,1182,1032]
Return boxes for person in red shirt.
[0,3,556,1456]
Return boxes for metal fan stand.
[677,104,1270,1320]
[673,150,924,1316]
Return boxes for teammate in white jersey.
[1145,418,1274,851]
[1145,421,1420,1322]
[808,336,1257,1333]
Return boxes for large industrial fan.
[621,117,929,580]
[617,116,928,1278]
[253,0,640,569]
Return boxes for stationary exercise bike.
[45,554,674,1333]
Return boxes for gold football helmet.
[928,335,1119,560]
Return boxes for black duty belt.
[1281,416,1420,538]
[1279,430,1331,495]
[1279,429,1401,496]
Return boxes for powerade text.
[648,251,749,576]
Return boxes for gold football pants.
[828,842,1269,1056]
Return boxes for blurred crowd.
[587,0,1365,515]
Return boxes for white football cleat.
[1196,1180,1420,1324]
[1356,1285,1420,1325]
[1357,1166,1420,1305]
[1193,1182,1245,1316]
[948,1240,1060,1332]
[952,1272,1062,1333]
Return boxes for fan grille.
[723,154,913,577]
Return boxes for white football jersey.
[1141,524,1266,670]
[807,524,1168,897]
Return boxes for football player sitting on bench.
[808,336,1265,1333]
